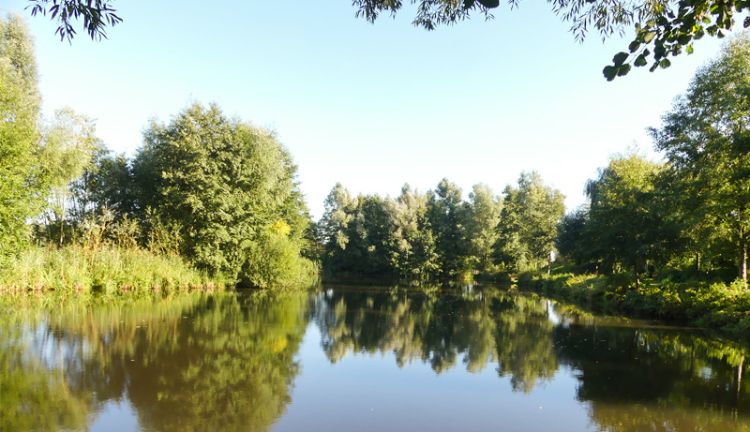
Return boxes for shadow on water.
[1,286,750,431]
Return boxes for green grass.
[0,245,225,301]
[518,269,750,337]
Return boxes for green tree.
[389,184,439,283]
[497,172,565,272]
[427,178,470,280]
[38,107,100,244]
[132,102,314,288]
[651,36,750,282]
[584,154,665,280]
[71,149,136,221]
[0,15,43,259]
[556,207,592,270]
[465,183,502,275]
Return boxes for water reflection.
[1,287,749,431]
[311,287,750,430]
[0,292,308,432]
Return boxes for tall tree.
[465,183,502,274]
[132,103,313,287]
[0,15,43,259]
[497,172,565,272]
[651,35,750,282]
[389,184,439,283]
[584,154,665,280]
[428,178,470,279]
[39,108,100,244]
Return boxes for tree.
[71,149,137,221]
[132,102,314,287]
[389,184,439,283]
[584,154,665,281]
[0,15,43,259]
[496,172,565,272]
[465,183,502,274]
[38,108,100,244]
[427,178,470,279]
[28,0,740,79]
[651,35,750,282]
[556,207,592,269]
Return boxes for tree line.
[0,15,315,290]
[317,173,565,283]
[320,36,750,288]
[558,36,750,285]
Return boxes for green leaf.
[613,52,629,66]
[643,31,656,43]
[477,0,500,7]
[686,44,694,54]
[617,64,632,77]
[634,55,648,67]
[659,58,672,69]
[629,41,641,53]
[603,65,618,81]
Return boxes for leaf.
[477,0,500,7]
[659,58,672,69]
[617,64,632,77]
[613,52,629,66]
[629,41,641,53]
[603,66,618,81]
[642,31,656,43]
[687,44,694,54]
[634,55,648,67]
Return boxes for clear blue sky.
[3,1,725,218]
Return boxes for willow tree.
[651,35,750,282]
[132,103,315,288]
[0,15,43,259]
[28,0,744,79]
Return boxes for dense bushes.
[523,272,750,336]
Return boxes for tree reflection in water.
[2,287,750,432]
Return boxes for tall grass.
[519,270,750,337]
[0,245,225,300]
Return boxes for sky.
[3,1,726,219]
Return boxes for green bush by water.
[521,271,750,336]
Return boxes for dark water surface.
[2,286,749,431]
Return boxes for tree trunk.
[59,199,65,246]
[740,229,747,283]
[695,252,701,274]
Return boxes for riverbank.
[0,245,225,301]
[517,271,750,336]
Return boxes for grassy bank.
[518,271,750,336]
[0,245,225,301]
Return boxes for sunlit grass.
[0,245,225,301]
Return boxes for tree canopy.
[26,0,749,79]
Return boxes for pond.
[2,286,749,431]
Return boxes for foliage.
[496,171,565,272]
[319,173,563,283]
[131,103,315,287]
[0,245,223,299]
[26,0,743,79]
[28,0,121,41]
[0,15,43,261]
[651,35,750,282]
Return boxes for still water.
[2,286,749,432]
